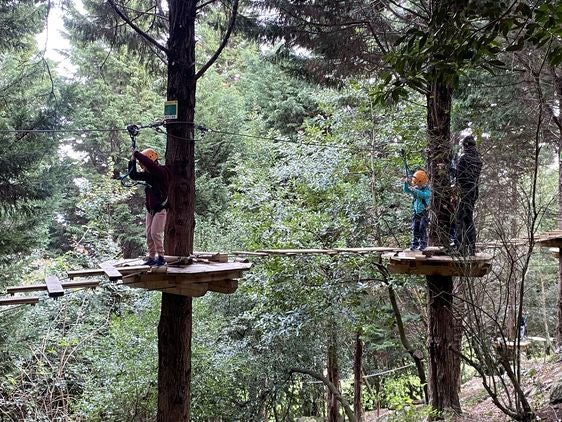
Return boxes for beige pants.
[146,210,166,257]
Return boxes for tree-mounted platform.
[67,256,252,297]
[383,248,493,277]
[534,230,562,248]
[0,253,252,305]
[119,260,251,297]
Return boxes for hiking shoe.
[155,256,166,266]
[144,257,158,266]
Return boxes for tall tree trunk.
[506,173,519,341]
[158,0,197,420]
[387,284,428,403]
[327,327,340,422]
[353,331,363,422]
[427,277,461,414]
[426,73,461,415]
[556,71,562,349]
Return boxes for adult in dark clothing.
[454,135,482,255]
[128,148,171,266]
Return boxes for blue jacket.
[403,182,431,215]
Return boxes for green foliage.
[377,1,530,103]
[0,20,68,259]
[385,404,436,422]
[381,375,423,410]
[74,296,159,421]
[522,3,562,65]
[0,0,47,51]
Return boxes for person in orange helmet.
[128,148,171,266]
[403,169,431,251]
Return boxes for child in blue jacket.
[403,170,431,250]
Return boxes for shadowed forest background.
[1,0,562,421]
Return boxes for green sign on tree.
[164,100,178,120]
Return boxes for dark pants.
[411,212,428,250]
[456,193,476,255]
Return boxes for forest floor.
[365,355,562,421]
[456,356,562,422]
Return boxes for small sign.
[164,100,178,120]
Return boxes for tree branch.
[290,367,356,422]
[107,0,169,54]
[196,0,238,80]
[197,0,220,10]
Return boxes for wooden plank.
[535,239,562,248]
[388,261,491,277]
[67,268,106,278]
[169,270,244,284]
[45,276,64,298]
[0,297,40,306]
[100,262,123,281]
[232,251,269,256]
[61,280,101,289]
[194,252,229,263]
[526,336,553,343]
[7,284,47,294]
[165,262,252,274]
[257,248,336,255]
[387,253,492,277]
[161,283,209,297]
[208,279,238,294]
[7,279,101,294]
[67,265,150,279]
[334,247,402,253]
[122,274,178,290]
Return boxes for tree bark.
[158,0,197,420]
[426,72,461,416]
[291,368,356,422]
[555,70,562,349]
[426,75,453,249]
[353,331,363,422]
[427,276,461,415]
[327,327,340,422]
[387,284,428,403]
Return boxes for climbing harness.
[118,121,164,188]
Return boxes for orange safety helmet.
[141,148,158,162]
[412,170,428,186]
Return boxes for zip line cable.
[0,122,377,153]
[0,128,127,134]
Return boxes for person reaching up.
[128,148,171,266]
[403,170,431,251]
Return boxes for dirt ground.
[365,356,562,421]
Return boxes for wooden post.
[45,276,64,298]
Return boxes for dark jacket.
[456,146,482,200]
[128,151,171,213]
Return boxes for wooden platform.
[120,260,252,297]
[66,257,252,297]
[1,253,252,305]
[384,249,493,277]
[534,230,562,248]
